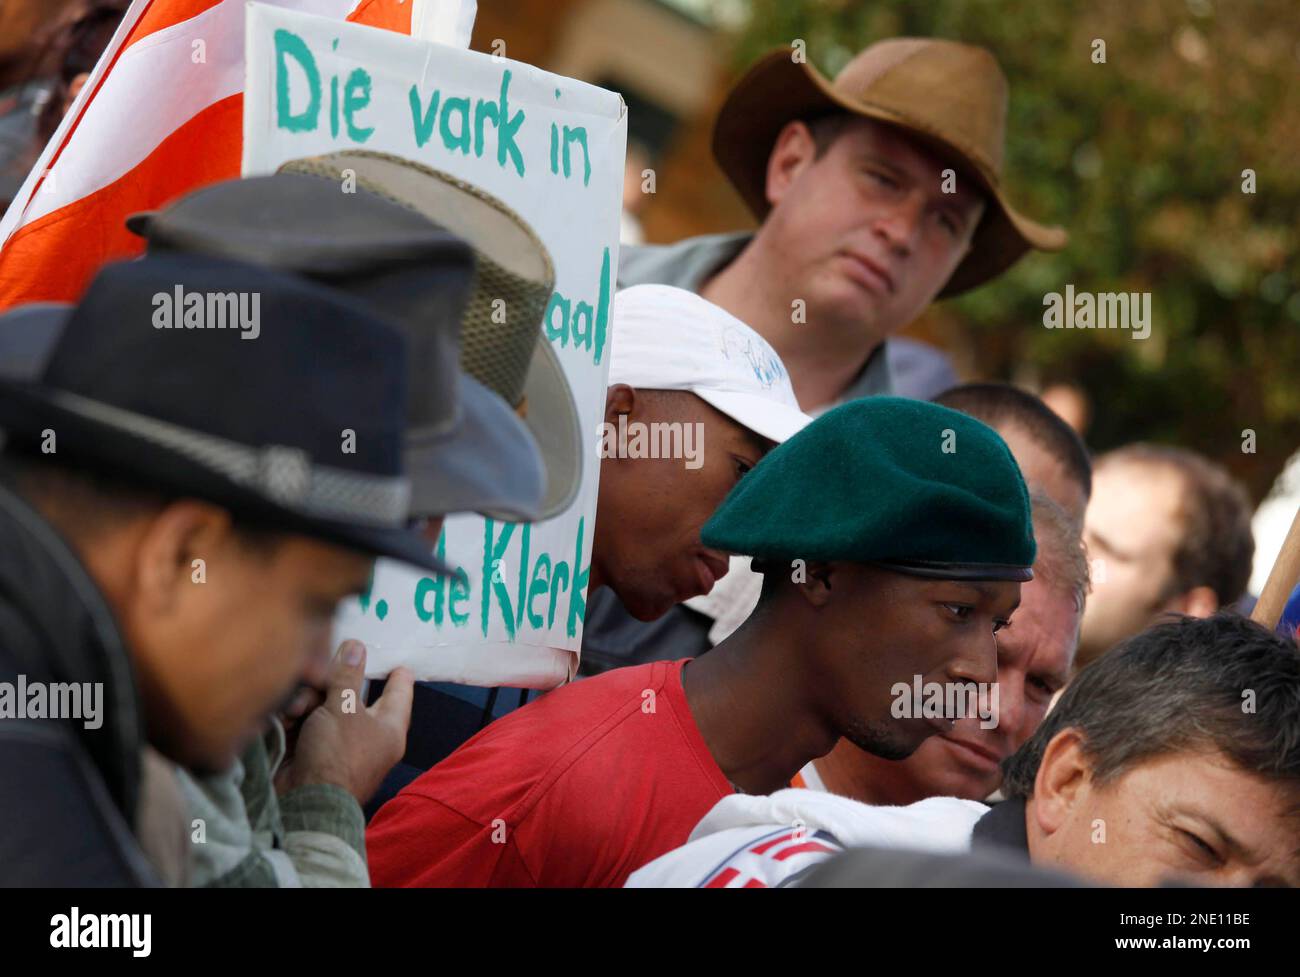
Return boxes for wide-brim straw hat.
[279,151,582,519]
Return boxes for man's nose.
[949,632,998,688]
[982,667,1022,740]
[872,192,926,256]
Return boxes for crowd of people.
[1,7,1298,890]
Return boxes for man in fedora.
[593,36,1070,673]
[366,397,1032,887]
[0,251,475,885]
[120,158,578,885]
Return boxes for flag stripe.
[772,841,837,861]
[749,832,796,855]
[704,868,741,889]
[0,0,413,310]
[124,0,222,47]
[0,0,152,244]
[23,1,247,226]
[348,0,413,32]
[0,96,243,303]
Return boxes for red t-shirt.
[366,658,733,887]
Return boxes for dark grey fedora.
[0,302,71,381]
[127,172,547,523]
[0,254,449,572]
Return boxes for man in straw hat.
[366,397,1031,887]
[0,250,478,886]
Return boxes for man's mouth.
[941,734,1003,771]
[693,553,730,596]
[841,250,896,295]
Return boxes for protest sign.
[243,2,627,686]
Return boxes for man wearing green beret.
[687,396,1033,774]
[367,397,1032,887]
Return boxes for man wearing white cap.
[365,287,809,887]
[589,284,810,623]
[580,281,818,672]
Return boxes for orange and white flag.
[0,0,475,310]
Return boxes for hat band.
[48,391,411,526]
[874,559,1033,583]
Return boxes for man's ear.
[1029,728,1092,839]
[132,501,232,616]
[796,560,836,608]
[605,383,637,422]
[765,120,819,210]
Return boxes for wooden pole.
[1251,506,1300,631]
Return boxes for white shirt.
[626,788,989,887]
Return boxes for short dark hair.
[807,113,855,159]
[1098,444,1254,607]
[933,383,1092,502]
[1001,612,1300,801]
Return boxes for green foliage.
[729,0,1300,497]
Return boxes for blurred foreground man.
[1079,444,1254,667]
[367,398,1033,887]
[630,613,1300,888]
[129,157,570,864]
[0,254,460,885]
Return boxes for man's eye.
[943,603,973,621]
[938,212,961,236]
[992,618,1011,634]
[867,169,899,189]
[1027,675,1054,696]
[734,458,753,479]
[1180,829,1220,864]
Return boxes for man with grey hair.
[796,491,1087,804]
[630,613,1300,888]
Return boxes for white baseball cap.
[608,285,811,443]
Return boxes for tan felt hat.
[712,38,1068,296]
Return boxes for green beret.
[702,396,1036,581]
